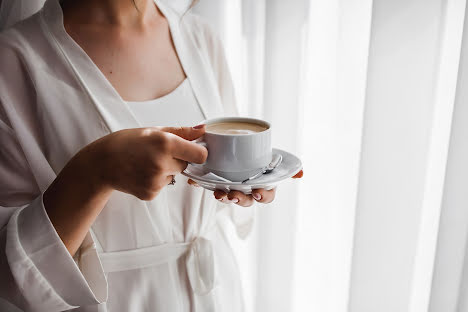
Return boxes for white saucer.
[182,148,302,194]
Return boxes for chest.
[65,20,186,101]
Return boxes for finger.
[227,191,255,207]
[160,125,205,141]
[167,134,208,164]
[292,170,304,179]
[166,157,188,175]
[252,188,276,204]
[214,190,228,203]
[187,179,199,187]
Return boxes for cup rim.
[201,116,271,136]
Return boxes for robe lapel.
[41,0,140,133]
[155,0,225,120]
[42,0,223,134]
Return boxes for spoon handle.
[241,154,283,184]
[241,170,265,184]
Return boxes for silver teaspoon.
[241,154,283,183]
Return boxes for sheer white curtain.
[195,0,468,311]
[195,0,370,311]
[349,0,466,311]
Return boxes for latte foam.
[205,121,268,135]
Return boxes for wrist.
[43,146,113,256]
[73,142,113,196]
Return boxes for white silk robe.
[0,0,254,311]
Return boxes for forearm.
[43,147,113,257]
[41,126,206,256]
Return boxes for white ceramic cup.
[198,117,272,182]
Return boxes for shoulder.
[182,13,215,35]
[180,12,238,115]
[181,13,224,53]
[0,33,30,89]
[0,13,46,112]
[0,10,57,87]
[0,11,45,64]
[0,34,25,79]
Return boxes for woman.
[0,0,302,310]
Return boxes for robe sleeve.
[187,14,257,239]
[0,40,107,311]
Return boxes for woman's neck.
[62,0,160,27]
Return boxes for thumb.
[160,124,205,141]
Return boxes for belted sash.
[98,237,217,311]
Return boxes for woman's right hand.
[43,125,207,256]
[83,125,208,200]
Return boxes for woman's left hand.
[187,170,303,207]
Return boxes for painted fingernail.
[193,124,205,129]
[230,198,239,203]
[252,193,262,201]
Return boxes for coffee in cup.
[198,117,272,182]
[205,121,268,135]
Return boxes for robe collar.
[166,0,200,18]
[40,0,222,133]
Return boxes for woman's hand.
[89,126,208,200]
[44,125,207,256]
[187,170,303,207]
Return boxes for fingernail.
[193,124,205,129]
[230,198,239,203]
[252,193,262,201]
